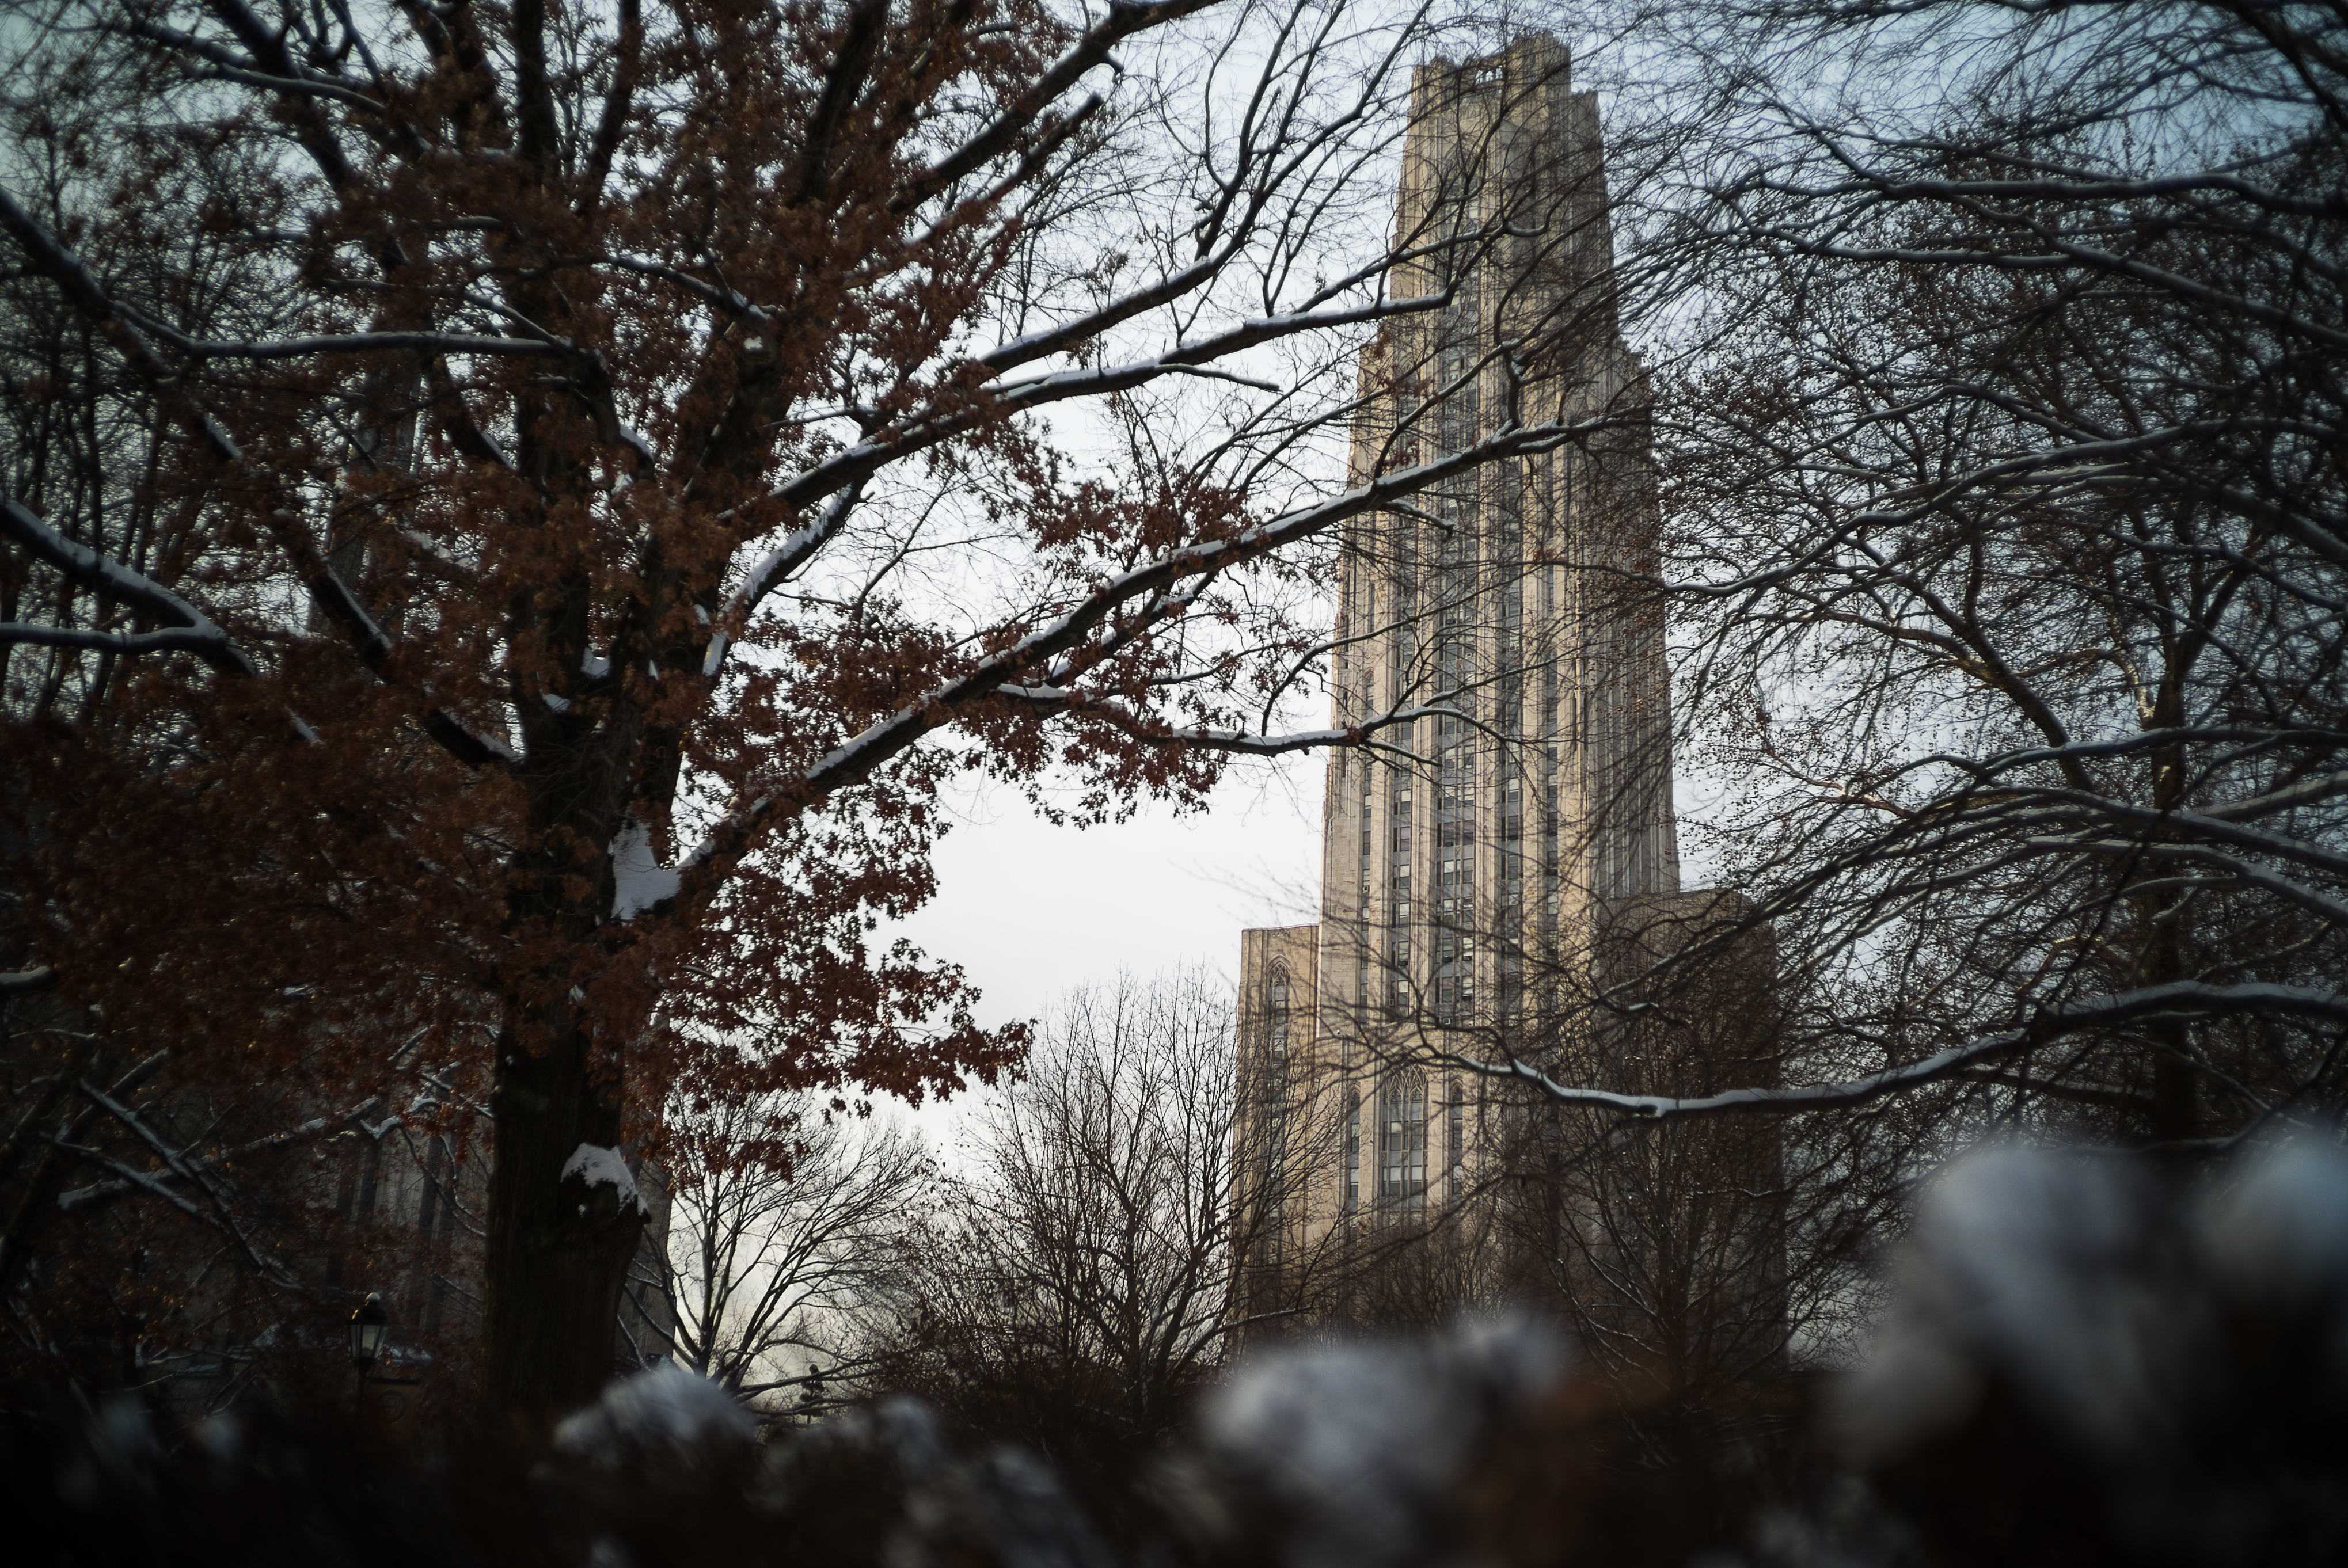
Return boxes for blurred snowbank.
[17,1137,2348,1568]
[1835,1136,2348,1566]
[554,1363,755,1462]
[1186,1315,1578,1568]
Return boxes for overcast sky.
[889,731,1732,1052]
[890,750,1330,1040]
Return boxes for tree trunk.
[482,1026,645,1420]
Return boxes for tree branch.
[2,493,256,677]
[1452,982,2348,1124]
[670,416,1588,912]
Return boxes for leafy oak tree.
[0,0,1606,1416]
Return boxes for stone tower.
[1236,39,1781,1360]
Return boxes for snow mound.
[782,1396,1111,1568]
[1841,1142,2180,1456]
[554,1364,753,1461]
[1836,1135,2348,1563]
[1196,1313,1571,1568]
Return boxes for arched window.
[1380,1076,1428,1211]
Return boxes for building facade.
[1236,39,1783,1375]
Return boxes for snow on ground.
[555,1364,754,1460]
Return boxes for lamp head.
[349,1293,389,1369]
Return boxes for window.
[1381,1078,1428,1211]
[1448,1082,1466,1202]
[1262,969,1293,1268]
[1435,968,1473,1025]
[1389,782,1415,1017]
[1435,750,1476,1024]
[1268,970,1291,1067]
[1540,749,1561,939]
[1344,1089,1362,1216]
[1389,520,1419,612]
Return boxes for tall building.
[1236,38,1783,1372]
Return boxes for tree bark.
[482,1026,645,1420]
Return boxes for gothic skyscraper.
[1236,39,1775,1339]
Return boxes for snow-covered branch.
[1,493,255,676]
[56,1079,316,1285]
[901,0,1218,201]
[994,690,1466,759]
[761,291,1454,520]
[713,479,868,668]
[1452,983,2348,1125]
[126,319,567,361]
[0,194,527,768]
[55,1097,379,1212]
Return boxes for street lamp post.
[348,1293,387,1419]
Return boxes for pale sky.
[891,749,1331,1040]
[888,722,1734,1057]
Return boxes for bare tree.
[1251,7,2346,1397]
[1408,0,2348,1155]
[630,1095,926,1409]
[879,970,1343,1461]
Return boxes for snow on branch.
[1,495,255,677]
[125,317,567,361]
[68,1078,304,1284]
[981,256,1219,372]
[902,0,1218,202]
[1795,163,2346,223]
[181,60,385,109]
[994,690,1468,759]
[56,1097,379,1212]
[1454,981,2348,1124]
[0,194,521,769]
[50,1140,207,1220]
[978,298,1439,411]
[2201,768,2348,824]
[763,294,1454,520]
[561,1142,648,1214]
[1933,725,2347,780]
[2015,836,2348,930]
[715,479,868,666]
[423,710,522,769]
[0,621,252,664]
[1790,227,2348,356]
[2007,793,2348,880]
